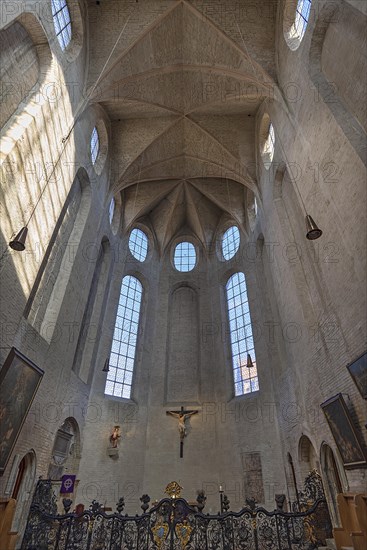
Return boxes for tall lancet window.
[104,276,143,399]
[226,272,259,396]
[292,0,312,43]
[51,0,72,50]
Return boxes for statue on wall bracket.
[108,425,121,457]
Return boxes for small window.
[292,0,311,43]
[226,272,259,396]
[222,226,240,260]
[104,276,143,399]
[285,0,312,50]
[262,123,275,168]
[109,198,115,225]
[90,127,100,165]
[174,242,196,272]
[129,228,148,262]
[51,0,72,51]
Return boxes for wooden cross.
[166,406,199,458]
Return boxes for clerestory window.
[226,272,259,396]
[109,198,115,225]
[292,0,312,43]
[222,226,240,260]
[104,276,143,399]
[262,122,275,169]
[51,0,72,51]
[90,127,100,165]
[129,228,148,262]
[174,242,196,272]
[285,0,312,50]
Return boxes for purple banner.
[60,474,76,494]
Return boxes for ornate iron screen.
[21,473,332,550]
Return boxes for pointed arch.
[10,450,37,541]
[308,1,367,166]
[73,238,113,384]
[298,435,319,481]
[48,418,81,479]
[320,442,347,526]
[0,13,52,133]
[24,168,91,341]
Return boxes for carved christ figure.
[166,410,198,440]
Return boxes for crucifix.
[166,406,199,458]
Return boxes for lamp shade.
[246,353,254,369]
[305,215,322,240]
[9,227,28,251]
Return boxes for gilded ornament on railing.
[152,519,169,549]
[304,514,318,545]
[165,481,183,499]
[22,479,333,550]
[175,521,193,548]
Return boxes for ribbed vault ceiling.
[87,0,279,250]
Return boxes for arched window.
[262,122,275,168]
[129,228,148,262]
[104,276,143,399]
[24,168,91,340]
[174,242,196,272]
[90,126,100,165]
[226,272,259,395]
[222,226,240,260]
[284,0,312,49]
[109,198,115,225]
[292,0,311,43]
[51,0,72,51]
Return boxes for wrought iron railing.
[21,472,332,550]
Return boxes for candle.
[219,485,223,492]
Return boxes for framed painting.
[346,352,367,399]
[0,347,44,475]
[321,393,367,469]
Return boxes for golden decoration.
[165,481,183,499]
[152,520,169,549]
[175,521,193,548]
[304,515,317,545]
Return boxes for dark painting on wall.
[347,352,367,399]
[0,347,43,475]
[321,393,367,469]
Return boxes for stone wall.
[0,0,366,534]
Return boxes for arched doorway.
[320,442,347,526]
[285,453,299,509]
[298,435,319,481]
[11,450,36,549]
